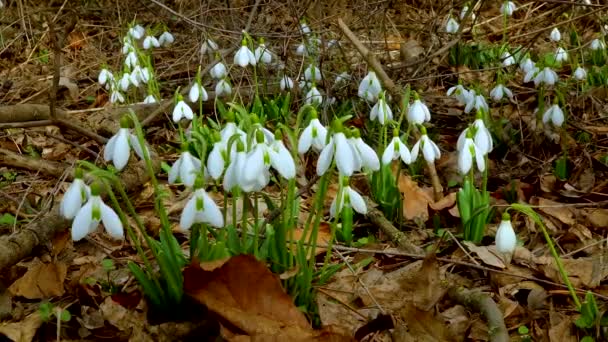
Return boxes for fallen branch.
[364,197,423,254]
[448,286,509,342]
[336,18,444,201]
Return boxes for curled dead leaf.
[8,260,67,299]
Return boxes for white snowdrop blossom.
[351,136,380,171]
[158,31,174,47]
[358,71,382,102]
[143,95,157,104]
[143,35,160,49]
[305,86,323,105]
[330,186,367,218]
[295,43,307,56]
[411,133,441,163]
[501,51,515,67]
[550,27,561,42]
[574,66,587,81]
[590,38,605,51]
[298,118,328,153]
[215,79,232,97]
[457,118,493,156]
[189,83,208,103]
[408,98,431,124]
[131,66,149,84]
[446,17,459,33]
[98,69,113,86]
[519,57,535,74]
[207,141,226,180]
[370,94,393,125]
[304,65,322,82]
[280,75,294,91]
[180,188,224,230]
[447,84,472,105]
[223,148,248,192]
[534,67,559,87]
[104,127,147,171]
[128,25,145,40]
[60,177,90,220]
[172,100,194,122]
[490,84,513,102]
[110,91,125,104]
[523,66,539,83]
[209,61,227,79]
[464,92,489,114]
[234,43,256,67]
[254,43,272,64]
[500,1,517,16]
[496,214,516,255]
[200,39,219,55]
[554,47,568,62]
[119,73,131,92]
[125,51,138,69]
[542,103,565,127]
[169,151,202,188]
[72,194,123,241]
[458,136,486,174]
[382,135,412,165]
[317,132,359,176]
[269,139,297,179]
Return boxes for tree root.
[364,197,423,254]
[447,286,509,342]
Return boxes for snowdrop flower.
[128,72,140,88]
[207,140,226,180]
[169,150,202,188]
[464,91,489,114]
[143,35,160,49]
[411,128,441,163]
[500,1,517,16]
[408,96,431,124]
[254,42,272,64]
[158,31,174,47]
[350,131,380,171]
[234,40,256,67]
[501,51,515,67]
[180,188,224,230]
[72,188,123,241]
[519,57,536,74]
[299,116,328,153]
[269,137,297,179]
[574,66,587,81]
[215,79,232,97]
[98,69,113,86]
[446,17,459,33]
[200,38,219,55]
[104,123,147,171]
[173,98,194,122]
[550,27,561,42]
[554,47,568,62]
[335,72,352,85]
[358,71,382,102]
[131,66,149,84]
[242,134,295,189]
[300,22,312,35]
[330,184,367,218]
[119,73,131,92]
[460,5,476,21]
[590,38,605,50]
[128,25,145,40]
[305,85,323,105]
[317,132,359,176]
[542,103,565,127]
[220,120,246,144]
[189,83,208,103]
[143,95,157,104]
[110,90,125,104]
[523,66,539,83]
[304,65,322,82]
[125,51,138,69]
[447,84,472,105]
[296,43,307,56]
[458,132,485,174]
[60,171,90,220]
[490,84,513,102]
[458,117,493,156]
[382,132,412,165]
[280,75,294,91]
[534,67,559,87]
[209,61,227,79]
[496,213,516,255]
[370,93,393,125]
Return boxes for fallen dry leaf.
[0,312,42,342]
[398,174,433,222]
[462,241,507,269]
[534,197,576,226]
[583,208,608,229]
[292,222,333,257]
[548,315,577,342]
[9,260,67,299]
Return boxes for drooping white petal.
[473,119,493,155]
[270,141,296,179]
[210,62,227,79]
[316,139,335,176]
[60,179,86,219]
[173,101,194,122]
[128,134,147,160]
[280,76,294,91]
[168,157,182,184]
[72,201,94,241]
[200,190,224,228]
[334,133,356,176]
[100,202,124,239]
[446,17,459,33]
[354,138,380,171]
[215,79,232,97]
[143,36,160,49]
[207,142,226,180]
[550,27,561,42]
[254,44,272,64]
[179,195,197,230]
[458,139,474,174]
[189,84,200,103]
[347,187,367,215]
[112,129,131,171]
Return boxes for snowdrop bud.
[210,61,227,79]
[125,51,138,69]
[200,39,219,55]
[496,212,516,256]
[351,132,380,171]
[254,41,272,64]
[300,22,311,35]
[158,31,174,47]
[500,1,517,16]
[542,103,564,127]
[172,97,194,122]
[280,75,294,91]
[370,92,393,125]
[189,83,208,103]
[143,35,160,49]
[304,65,322,82]
[590,38,605,50]
[519,57,535,74]
[554,47,568,62]
[574,66,587,81]
[550,27,561,42]
[119,73,130,92]
[128,25,145,40]
[490,84,513,102]
[457,130,485,174]
[295,43,307,56]
[60,170,90,220]
[215,79,232,97]
[305,85,322,105]
[472,117,493,155]
[408,95,431,124]
[143,95,157,104]
[446,17,459,33]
